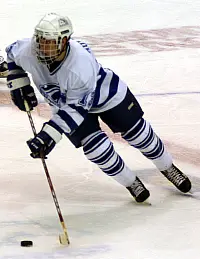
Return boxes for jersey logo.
[78,91,95,110]
[39,83,66,107]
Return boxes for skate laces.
[130,178,145,197]
[164,165,186,186]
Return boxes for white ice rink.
[1,0,200,258]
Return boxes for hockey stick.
[24,100,70,245]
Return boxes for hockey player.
[6,13,191,203]
[0,50,8,78]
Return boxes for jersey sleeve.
[6,41,27,73]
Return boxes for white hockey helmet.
[32,13,73,64]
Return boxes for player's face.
[39,38,58,57]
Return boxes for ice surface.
[1,0,200,258]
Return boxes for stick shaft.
[24,102,70,244]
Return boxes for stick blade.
[59,233,70,245]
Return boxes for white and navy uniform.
[6,39,127,134]
[6,38,172,187]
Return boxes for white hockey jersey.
[6,38,127,135]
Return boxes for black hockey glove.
[26,122,62,159]
[7,73,38,111]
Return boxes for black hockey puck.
[20,240,33,247]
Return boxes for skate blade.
[136,199,152,206]
[143,199,152,206]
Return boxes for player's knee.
[121,118,146,142]
[82,130,113,162]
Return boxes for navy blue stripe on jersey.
[122,118,166,160]
[76,40,91,53]
[68,103,88,118]
[8,61,22,71]
[7,72,28,80]
[92,67,119,108]
[83,131,125,177]
[93,67,106,106]
[57,110,78,132]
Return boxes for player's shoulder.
[6,38,32,56]
[70,39,89,51]
[68,39,96,71]
[58,43,96,85]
